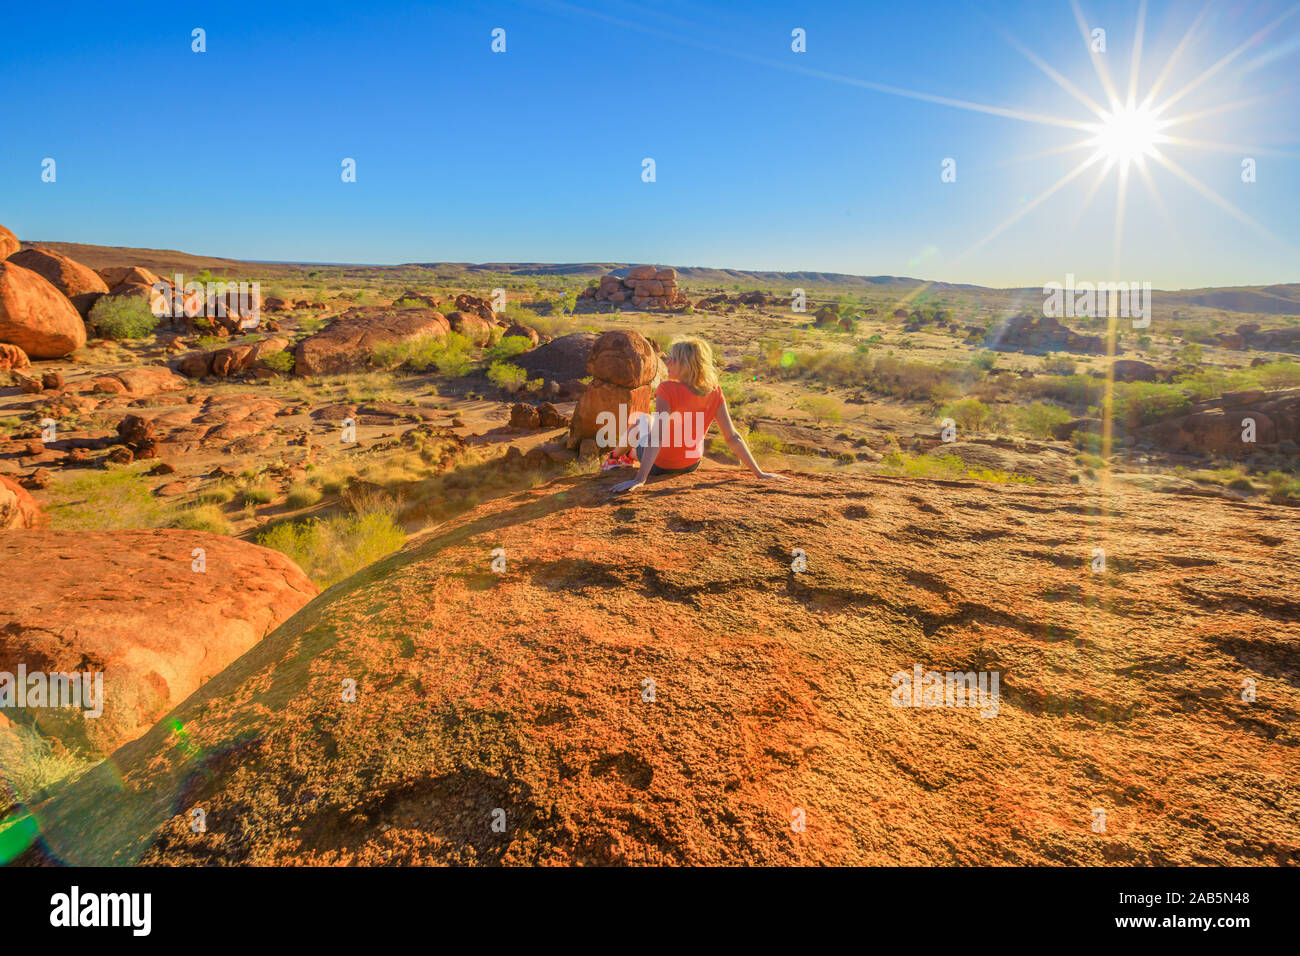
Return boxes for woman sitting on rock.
[611,337,786,493]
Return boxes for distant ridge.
[13,239,1300,313]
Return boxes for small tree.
[799,396,843,424]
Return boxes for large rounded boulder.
[8,247,109,316]
[0,261,87,358]
[585,329,657,388]
[0,529,318,760]
[515,332,599,385]
[294,307,449,376]
[446,310,493,346]
[0,475,42,529]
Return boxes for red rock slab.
[0,528,317,759]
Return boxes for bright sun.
[1087,101,1166,171]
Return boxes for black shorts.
[650,460,701,477]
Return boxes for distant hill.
[15,238,1300,315]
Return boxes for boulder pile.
[567,330,663,450]
[987,313,1105,355]
[576,266,691,313]
[1136,387,1300,458]
[1215,323,1300,354]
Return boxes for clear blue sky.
[2,0,1297,288]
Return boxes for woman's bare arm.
[715,398,786,480]
[611,397,668,493]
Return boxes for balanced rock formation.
[576,266,690,313]
[453,293,499,326]
[987,313,1105,355]
[0,261,87,358]
[18,472,1299,866]
[567,330,660,448]
[295,307,449,376]
[0,529,317,763]
[8,247,110,317]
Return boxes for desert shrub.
[881,451,1035,484]
[1012,402,1073,439]
[1072,429,1104,454]
[257,505,406,588]
[939,397,992,433]
[1041,355,1077,376]
[866,356,968,402]
[167,504,232,535]
[45,464,166,530]
[1172,342,1204,364]
[374,331,474,376]
[285,482,323,509]
[239,482,276,507]
[89,295,158,340]
[487,361,528,391]
[1111,381,1192,428]
[1264,471,1300,503]
[799,396,843,424]
[483,335,533,364]
[745,429,787,456]
[971,350,998,372]
[1250,359,1300,390]
[1015,374,1101,407]
[195,482,236,505]
[0,724,98,806]
[260,350,294,374]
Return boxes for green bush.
[939,397,992,433]
[89,295,159,340]
[285,482,323,509]
[484,335,533,364]
[799,396,843,424]
[168,504,232,535]
[881,451,1035,484]
[1265,471,1300,503]
[1111,381,1192,428]
[240,483,276,507]
[373,331,474,376]
[487,360,528,391]
[1041,355,1077,376]
[1012,402,1073,439]
[257,507,406,588]
[260,350,294,374]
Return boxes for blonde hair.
[667,337,719,396]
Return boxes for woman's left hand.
[611,479,645,494]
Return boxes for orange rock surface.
[19,470,1299,866]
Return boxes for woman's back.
[652,380,724,469]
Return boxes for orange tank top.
[651,382,724,469]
